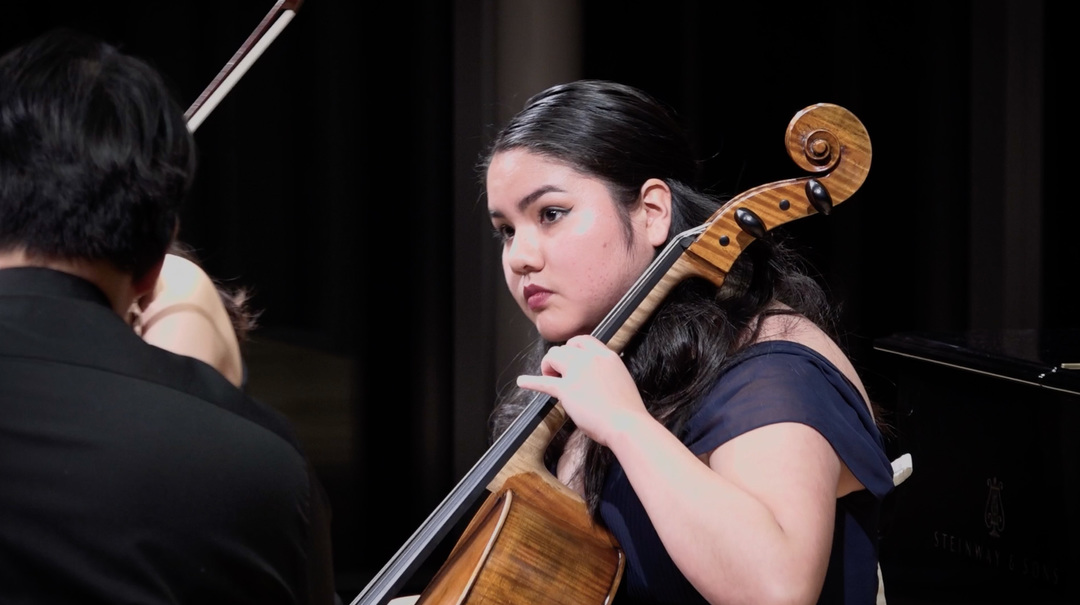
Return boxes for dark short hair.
[0,28,195,278]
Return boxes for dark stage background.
[2,0,1071,601]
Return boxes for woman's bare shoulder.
[136,254,244,386]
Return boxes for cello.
[352,101,873,604]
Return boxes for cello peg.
[806,178,833,215]
[735,207,767,239]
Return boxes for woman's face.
[486,148,668,343]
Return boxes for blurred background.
[2,1,1072,603]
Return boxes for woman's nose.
[506,230,542,274]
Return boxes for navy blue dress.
[600,340,895,604]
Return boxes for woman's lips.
[523,285,551,311]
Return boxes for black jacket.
[0,267,336,605]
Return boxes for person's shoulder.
[144,253,226,315]
[164,351,304,454]
[751,311,871,410]
[138,254,245,386]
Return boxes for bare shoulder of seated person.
[133,253,245,387]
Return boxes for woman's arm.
[517,334,843,605]
[617,416,839,605]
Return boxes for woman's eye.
[492,224,514,243]
[540,207,567,223]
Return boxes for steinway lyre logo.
[984,477,1005,537]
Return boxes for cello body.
[419,478,623,604]
[418,407,623,605]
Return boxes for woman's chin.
[535,322,565,344]
[535,322,586,345]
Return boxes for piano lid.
[874,328,1080,396]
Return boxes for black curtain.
[581,0,974,362]
[582,0,1072,366]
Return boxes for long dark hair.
[481,80,835,516]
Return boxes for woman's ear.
[639,178,673,248]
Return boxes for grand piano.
[872,329,1079,604]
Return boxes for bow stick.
[185,0,304,132]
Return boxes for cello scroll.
[605,103,871,352]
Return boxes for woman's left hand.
[516,335,649,447]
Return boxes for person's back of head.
[0,28,195,280]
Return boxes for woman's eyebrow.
[489,184,565,219]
